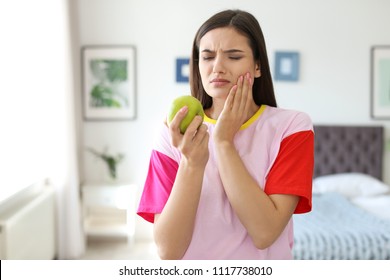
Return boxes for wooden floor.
[80,238,159,260]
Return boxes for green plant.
[89,59,129,108]
[87,147,125,179]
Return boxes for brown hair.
[190,9,277,109]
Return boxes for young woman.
[137,9,314,260]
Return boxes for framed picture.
[371,46,390,119]
[176,58,190,83]
[82,45,136,121]
[274,51,300,82]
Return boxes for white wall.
[75,0,390,241]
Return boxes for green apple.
[167,95,205,134]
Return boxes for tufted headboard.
[313,125,384,180]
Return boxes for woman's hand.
[214,72,254,144]
[168,106,209,167]
[156,108,209,259]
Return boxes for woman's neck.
[205,104,223,120]
[205,100,260,122]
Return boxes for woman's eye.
[202,56,214,61]
[229,56,242,60]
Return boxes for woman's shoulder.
[264,105,311,118]
[262,106,313,133]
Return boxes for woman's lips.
[210,78,230,87]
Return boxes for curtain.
[53,0,85,259]
[0,0,85,259]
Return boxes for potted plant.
[87,147,125,181]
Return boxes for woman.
[137,9,314,260]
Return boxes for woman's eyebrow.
[201,49,214,54]
[200,49,244,54]
[224,49,244,54]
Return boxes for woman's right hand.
[168,106,209,167]
[156,108,208,259]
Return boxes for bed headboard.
[313,125,384,180]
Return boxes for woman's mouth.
[210,78,230,87]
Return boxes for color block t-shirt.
[137,105,314,259]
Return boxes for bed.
[293,125,390,260]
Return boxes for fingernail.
[180,106,188,113]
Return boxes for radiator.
[0,184,56,259]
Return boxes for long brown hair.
[190,9,277,109]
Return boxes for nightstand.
[81,183,137,242]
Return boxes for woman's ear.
[254,62,261,78]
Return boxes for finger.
[182,115,204,141]
[239,73,251,112]
[247,72,254,102]
[193,124,209,145]
[246,73,255,111]
[168,106,188,147]
[232,75,244,111]
[168,106,188,132]
[223,84,237,112]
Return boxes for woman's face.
[198,27,261,100]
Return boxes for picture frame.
[371,46,390,119]
[176,58,190,83]
[274,51,300,82]
[82,45,136,121]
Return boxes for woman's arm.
[213,73,299,249]
[154,159,205,259]
[153,107,209,259]
[214,141,299,249]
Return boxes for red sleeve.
[264,130,314,213]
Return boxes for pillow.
[351,196,390,220]
[313,173,390,198]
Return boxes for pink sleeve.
[137,150,179,223]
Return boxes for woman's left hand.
[214,72,253,144]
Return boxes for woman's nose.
[212,55,225,73]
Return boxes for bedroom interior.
[293,125,390,260]
[1,0,390,260]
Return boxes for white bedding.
[351,195,390,220]
[312,173,390,198]
[293,173,390,259]
[293,192,390,260]
[312,173,390,219]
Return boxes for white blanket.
[293,192,390,260]
[351,195,390,220]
